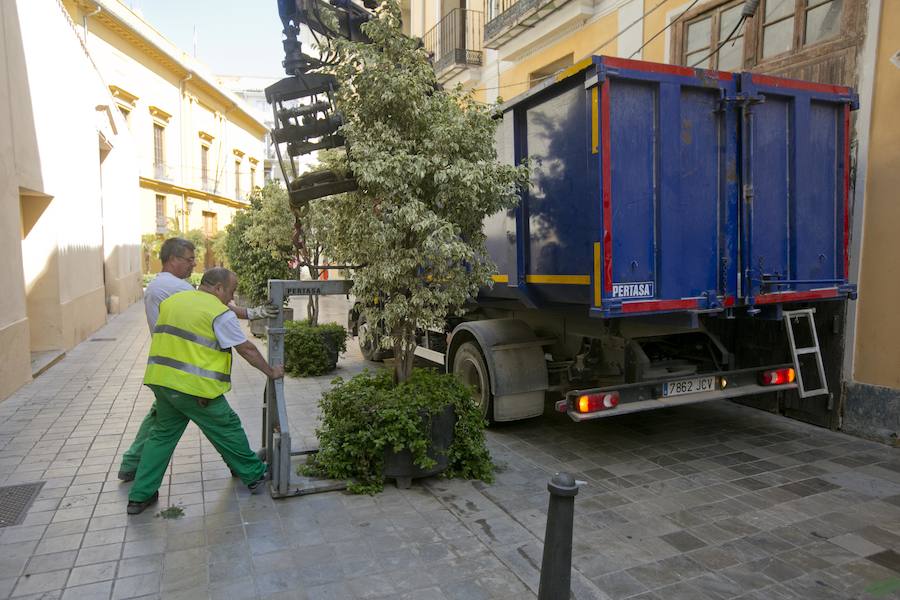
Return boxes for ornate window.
[674,0,847,71]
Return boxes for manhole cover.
[0,482,45,527]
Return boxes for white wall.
[0,0,142,400]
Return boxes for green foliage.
[284,320,348,377]
[155,505,185,519]
[141,234,164,273]
[318,0,530,382]
[221,183,294,304]
[242,182,295,258]
[209,231,228,268]
[164,217,208,269]
[141,219,211,274]
[301,368,494,494]
[182,229,208,268]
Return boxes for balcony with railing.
[423,9,484,82]
[484,0,592,55]
[153,162,171,181]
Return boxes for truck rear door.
[738,73,857,306]
[594,57,740,316]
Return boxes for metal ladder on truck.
[259,278,353,498]
[782,309,828,398]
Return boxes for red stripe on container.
[621,299,700,313]
[750,74,850,95]
[843,104,851,279]
[601,80,613,293]
[603,57,734,81]
[754,289,839,305]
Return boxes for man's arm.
[234,340,285,380]
[228,301,279,321]
[228,302,249,319]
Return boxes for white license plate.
[662,376,716,397]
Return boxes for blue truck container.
[482,56,856,316]
[405,57,860,424]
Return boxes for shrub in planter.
[284,320,348,377]
[301,368,494,494]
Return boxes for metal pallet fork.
[783,308,828,398]
[260,278,353,498]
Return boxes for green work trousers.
[119,402,157,474]
[128,385,265,502]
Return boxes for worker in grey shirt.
[119,237,276,480]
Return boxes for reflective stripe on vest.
[143,290,233,398]
[153,324,224,351]
[147,356,231,382]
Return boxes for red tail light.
[576,392,620,413]
[760,368,796,386]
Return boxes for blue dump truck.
[403,56,858,426]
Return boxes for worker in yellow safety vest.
[126,267,284,515]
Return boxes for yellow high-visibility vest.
[144,290,233,398]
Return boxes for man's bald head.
[200,267,235,288]
[199,268,237,305]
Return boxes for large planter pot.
[321,331,341,371]
[250,307,294,338]
[383,404,456,489]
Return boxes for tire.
[358,315,390,362]
[452,341,493,423]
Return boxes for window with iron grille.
[155,195,166,231]
[153,124,165,167]
[201,145,210,189]
[235,160,241,199]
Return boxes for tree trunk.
[307,294,319,326]
[393,322,416,385]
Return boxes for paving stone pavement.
[1,298,899,600]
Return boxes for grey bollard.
[538,472,579,600]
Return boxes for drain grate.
[89,337,117,342]
[0,482,45,527]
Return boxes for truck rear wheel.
[452,342,493,423]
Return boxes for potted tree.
[301,0,529,492]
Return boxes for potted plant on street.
[284,320,348,376]
[300,0,529,492]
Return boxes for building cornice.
[148,105,172,123]
[73,0,268,138]
[139,177,249,209]
[108,84,139,108]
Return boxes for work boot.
[117,470,135,482]
[126,491,159,515]
[248,475,267,495]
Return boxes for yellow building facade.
[64,0,268,271]
[415,0,899,440]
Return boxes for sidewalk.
[0,299,898,600]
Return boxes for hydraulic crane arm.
[267,0,378,207]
